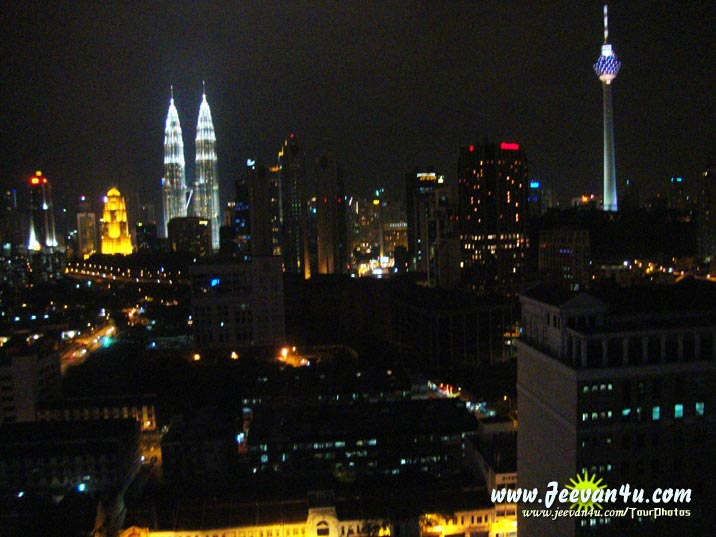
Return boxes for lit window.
[695,402,704,416]
[674,404,684,419]
[652,406,660,421]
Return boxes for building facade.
[0,338,61,424]
[517,282,716,535]
[457,142,528,295]
[538,229,590,290]
[168,217,212,257]
[76,210,98,259]
[0,419,140,499]
[405,171,457,282]
[190,258,286,349]
[316,152,347,275]
[278,135,310,277]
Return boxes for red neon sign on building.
[500,142,520,151]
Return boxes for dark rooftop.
[0,419,139,457]
[249,399,478,443]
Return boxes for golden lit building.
[120,499,516,537]
[101,187,133,255]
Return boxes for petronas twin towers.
[162,85,220,250]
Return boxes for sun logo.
[565,471,607,510]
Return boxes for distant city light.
[530,181,540,189]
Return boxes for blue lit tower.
[162,87,187,237]
[593,4,621,212]
[193,82,220,251]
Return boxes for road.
[60,321,116,375]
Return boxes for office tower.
[517,281,716,535]
[27,171,57,253]
[167,217,212,257]
[100,188,132,255]
[538,229,590,290]
[698,163,716,261]
[76,210,98,259]
[135,222,159,253]
[667,176,689,212]
[162,88,187,238]
[620,179,639,211]
[349,196,382,258]
[527,180,544,217]
[278,134,310,277]
[232,175,252,262]
[193,85,220,251]
[246,159,274,258]
[594,5,621,212]
[268,163,282,256]
[190,257,286,349]
[457,142,528,295]
[316,152,347,275]
[405,170,438,273]
[0,188,21,252]
[406,171,458,286]
[27,171,59,282]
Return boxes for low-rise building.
[248,399,478,480]
[0,419,140,500]
[0,336,61,424]
[36,394,160,463]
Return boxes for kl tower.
[593,4,621,212]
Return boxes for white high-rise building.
[161,88,187,237]
[193,84,220,251]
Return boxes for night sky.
[2,1,715,214]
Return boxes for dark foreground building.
[517,280,716,536]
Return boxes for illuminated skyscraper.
[162,88,187,237]
[594,4,621,212]
[458,142,528,294]
[101,188,132,255]
[278,134,310,278]
[27,171,57,253]
[193,84,220,251]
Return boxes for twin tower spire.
[162,83,220,250]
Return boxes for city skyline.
[2,2,715,211]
